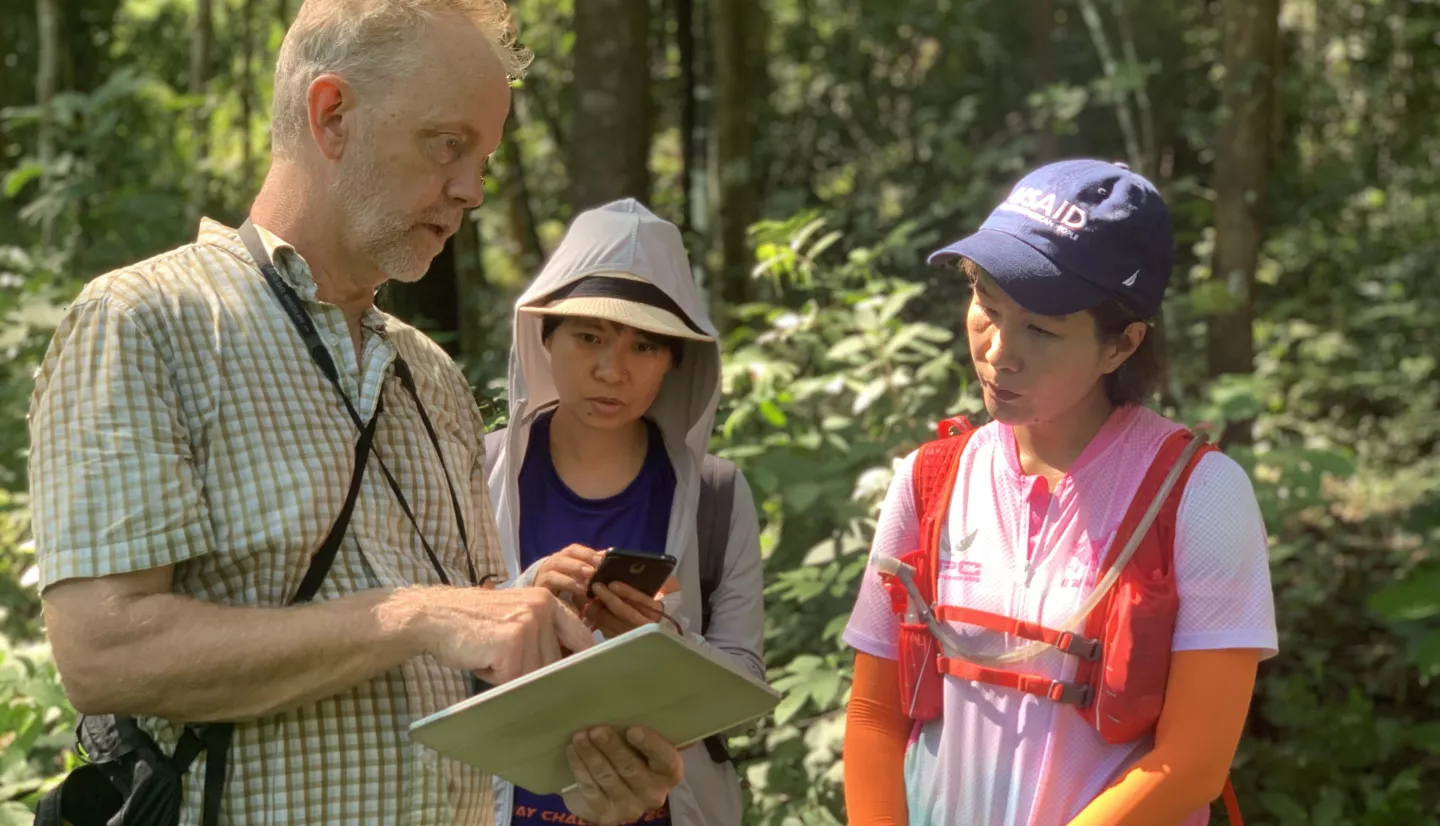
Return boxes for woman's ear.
[1100,321,1147,375]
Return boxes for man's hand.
[560,726,684,826]
[587,578,679,639]
[534,544,606,606]
[402,586,597,684]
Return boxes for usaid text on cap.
[997,186,1088,239]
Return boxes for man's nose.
[447,158,486,209]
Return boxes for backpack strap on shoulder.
[697,453,738,636]
[909,416,975,601]
[696,453,740,765]
[1096,427,1217,575]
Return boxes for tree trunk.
[453,217,490,371]
[382,241,462,358]
[188,0,214,226]
[676,0,697,237]
[706,0,767,324]
[1031,0,1058,161]
[568,0,652,210]
[1209,0,1281,447]
[35,0,59,251]
[500,97,545,276]
[241,0,257,197]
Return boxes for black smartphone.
[586,548,677,599]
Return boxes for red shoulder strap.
[910,416,975,597]
[1097,428,1218,574]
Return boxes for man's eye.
[433,135,464,161]
[1029,325,1057,338]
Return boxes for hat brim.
[927,229,1109,316]
[520,296,715,342]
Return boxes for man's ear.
[306,73,355,161]
[1101,321,1147,374]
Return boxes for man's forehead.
[385,16,509,118]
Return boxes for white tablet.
[408,625,781,794]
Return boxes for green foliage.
[715,218,972,824]
[2,0,1439,822]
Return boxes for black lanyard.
[239,220,477,587]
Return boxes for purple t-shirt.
[511,411,675,826]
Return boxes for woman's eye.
[1029,325,1057,338]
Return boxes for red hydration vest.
[877,415,1244,824]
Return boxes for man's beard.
[331,141,433,284]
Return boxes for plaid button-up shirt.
[29,218,502,824]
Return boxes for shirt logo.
[939,527,983,583]
[953,527,979,555]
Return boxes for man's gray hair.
[271,0,530,159]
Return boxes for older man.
[29,2,683,825]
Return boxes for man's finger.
[554,599,597,653]
[538,607,562,668]
[517,606,540,680]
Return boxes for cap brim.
[927,229,1108,316]
[520,296,714,342]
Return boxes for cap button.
[1113,161,1130,170]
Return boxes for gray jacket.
[484,199,765,826]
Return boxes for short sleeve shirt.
[843,405,1278,826]
[28,218,505,825]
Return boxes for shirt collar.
[197,217,390,336]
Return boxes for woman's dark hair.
[1088,296,1165,407]
[960,258,1165,406]
[541,314,686,367]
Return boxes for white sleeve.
[843,451,921,661]
[1171,450,1279,659]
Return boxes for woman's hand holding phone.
[535,544,606,609]
[588,576,681,639]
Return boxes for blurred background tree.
[1,0,1437,822]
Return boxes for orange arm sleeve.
[843,652,911,826]
[1065,649,1261,826]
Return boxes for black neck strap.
[238,219,476,588]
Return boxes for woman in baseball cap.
[482,199,764,826]
[841,160,1278,825]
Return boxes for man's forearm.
[48,586,428,723]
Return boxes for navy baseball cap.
[927,159,1175,318]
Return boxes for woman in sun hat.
[483,198,764,826]
[841,160,1278,825]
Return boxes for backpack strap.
[910,416,975,603]
[696,453,739,765]
[697,453,738,636]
